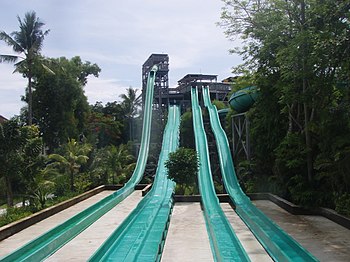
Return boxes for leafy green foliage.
[220,0,350,208]
[0,120,45,207]
[31,56,100,152]
[335,194,350,217]
[212,100,226,110]
[91,144,135,185]
[0,207,33,227]
[165,147,199,195]
[47,139,92,192]
[180,110,195,149]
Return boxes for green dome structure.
[229,86,259,113]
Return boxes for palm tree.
[0,11,50,125]
[105,144,135,184]
[119,87,142,141]
[47,139,91,191]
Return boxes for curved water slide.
[0,66,158,262]
[191,87,250,261]
[89,105,180,261]
[202,86,318,261]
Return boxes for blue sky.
[0,0,241,119]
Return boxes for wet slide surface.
[89,106,181,261]
[202,86,318,261]
[191,87,249,261]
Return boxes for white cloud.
[0,64,27,118]
[84,77,135,105]
[0,0,242,118]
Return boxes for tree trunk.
[5,175,14,207]
[303,101,313,183]
[28,68,33,125]
[300,0,313,183]
[70,171,75,192]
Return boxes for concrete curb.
[173,194,234,205]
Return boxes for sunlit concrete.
[162,202,213,262]
[254,200,350,262]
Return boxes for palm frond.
[12,59,27,73]
[48,154,68,163]
[41,63,55,75]
[0,54,20,63]
[0,31,24,53]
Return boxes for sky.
[0,0,242,119]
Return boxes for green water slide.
[228,86,259,113]
[202,86,318,262]
[191,87,250,262]
[89,105,180,261]
[0,65,158,262]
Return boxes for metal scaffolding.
[231,112,251,161]
[142,54,169,110]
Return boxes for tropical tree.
[120,87,142,141]
[47,139,92,192]
[92,144,135,184]
[219,0,350,206]
[88,101,124,148]
[32,56,100,151]
[0,119,44,206]
[0,11,50,125]
[165,147,199,195]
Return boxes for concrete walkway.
[162,202,213,262]
[221,203,272,262]
[46,190,142,261]
[254,200,350,262]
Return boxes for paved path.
[46,190,142,261]
[254,200,350,262]
[162,202,213,262]
[221,203,273,262]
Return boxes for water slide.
[202,86,318,261]
[228,86,259,113]
[190,87,250,261]
[89,105,180,261]
[0,65,158,262]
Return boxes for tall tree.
[119,87,142,141]
[32,56,100,151]
[0,119,43,206]
[219,0,350,205]
[0,11,50,125]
